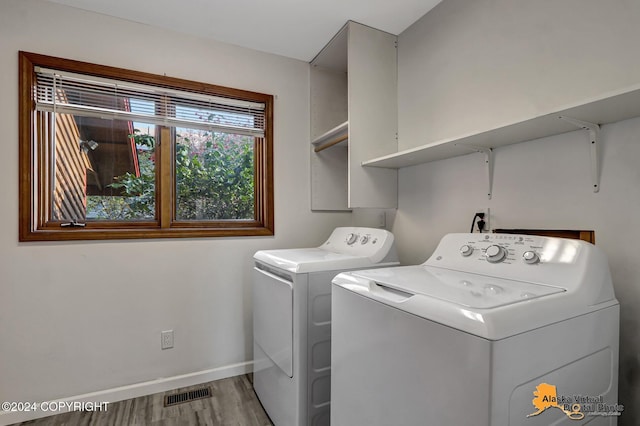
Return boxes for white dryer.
[331,233,619,426]
[253,227,399,426]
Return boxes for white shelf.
[362,83,640,169]
[311,120,348,151]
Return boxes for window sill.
[19,225,275,242]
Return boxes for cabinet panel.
[310,21,398,211]
[348,22,398,208]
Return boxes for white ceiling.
[46,0,442,61]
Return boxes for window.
[19,52,274,241]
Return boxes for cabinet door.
[348,22,398,208]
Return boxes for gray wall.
[0,1,351,423]
[398,0,640,150]
[395,0,640,423]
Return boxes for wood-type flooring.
[11,374,272,426]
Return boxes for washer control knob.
[360,235,369,245]
[460,245,474,257]
[485,245,507,263]
[522,251,540,264]
[346,233,359,245]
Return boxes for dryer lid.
[254,248,377,273]
[253,227,398,273]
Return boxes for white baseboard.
[0,361,253,426]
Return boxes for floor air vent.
[164,387,212,407]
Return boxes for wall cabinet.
[310,21,398,210]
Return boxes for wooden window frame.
[19,51,274,241]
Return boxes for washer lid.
[254,248,385,273]
[333,265,588,340]
[351,265,564,309]
[332,232,618,340]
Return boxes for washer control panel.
[424,232,612,304]
[452,234,551,266]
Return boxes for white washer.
[253,227,399,426]
[331,233,619,426]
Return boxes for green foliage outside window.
[86,129,254,221]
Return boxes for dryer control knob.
[485,245,507,263]
[522,251,540,264]
[346,233,359,245]
[460,245,474,257]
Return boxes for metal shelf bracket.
[559,116,601,193]
[456,144,494,200]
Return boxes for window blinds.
[34,67,266,138]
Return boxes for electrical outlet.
[161,330,174,350]
[377,212,386,228]
[475,208,491,232]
